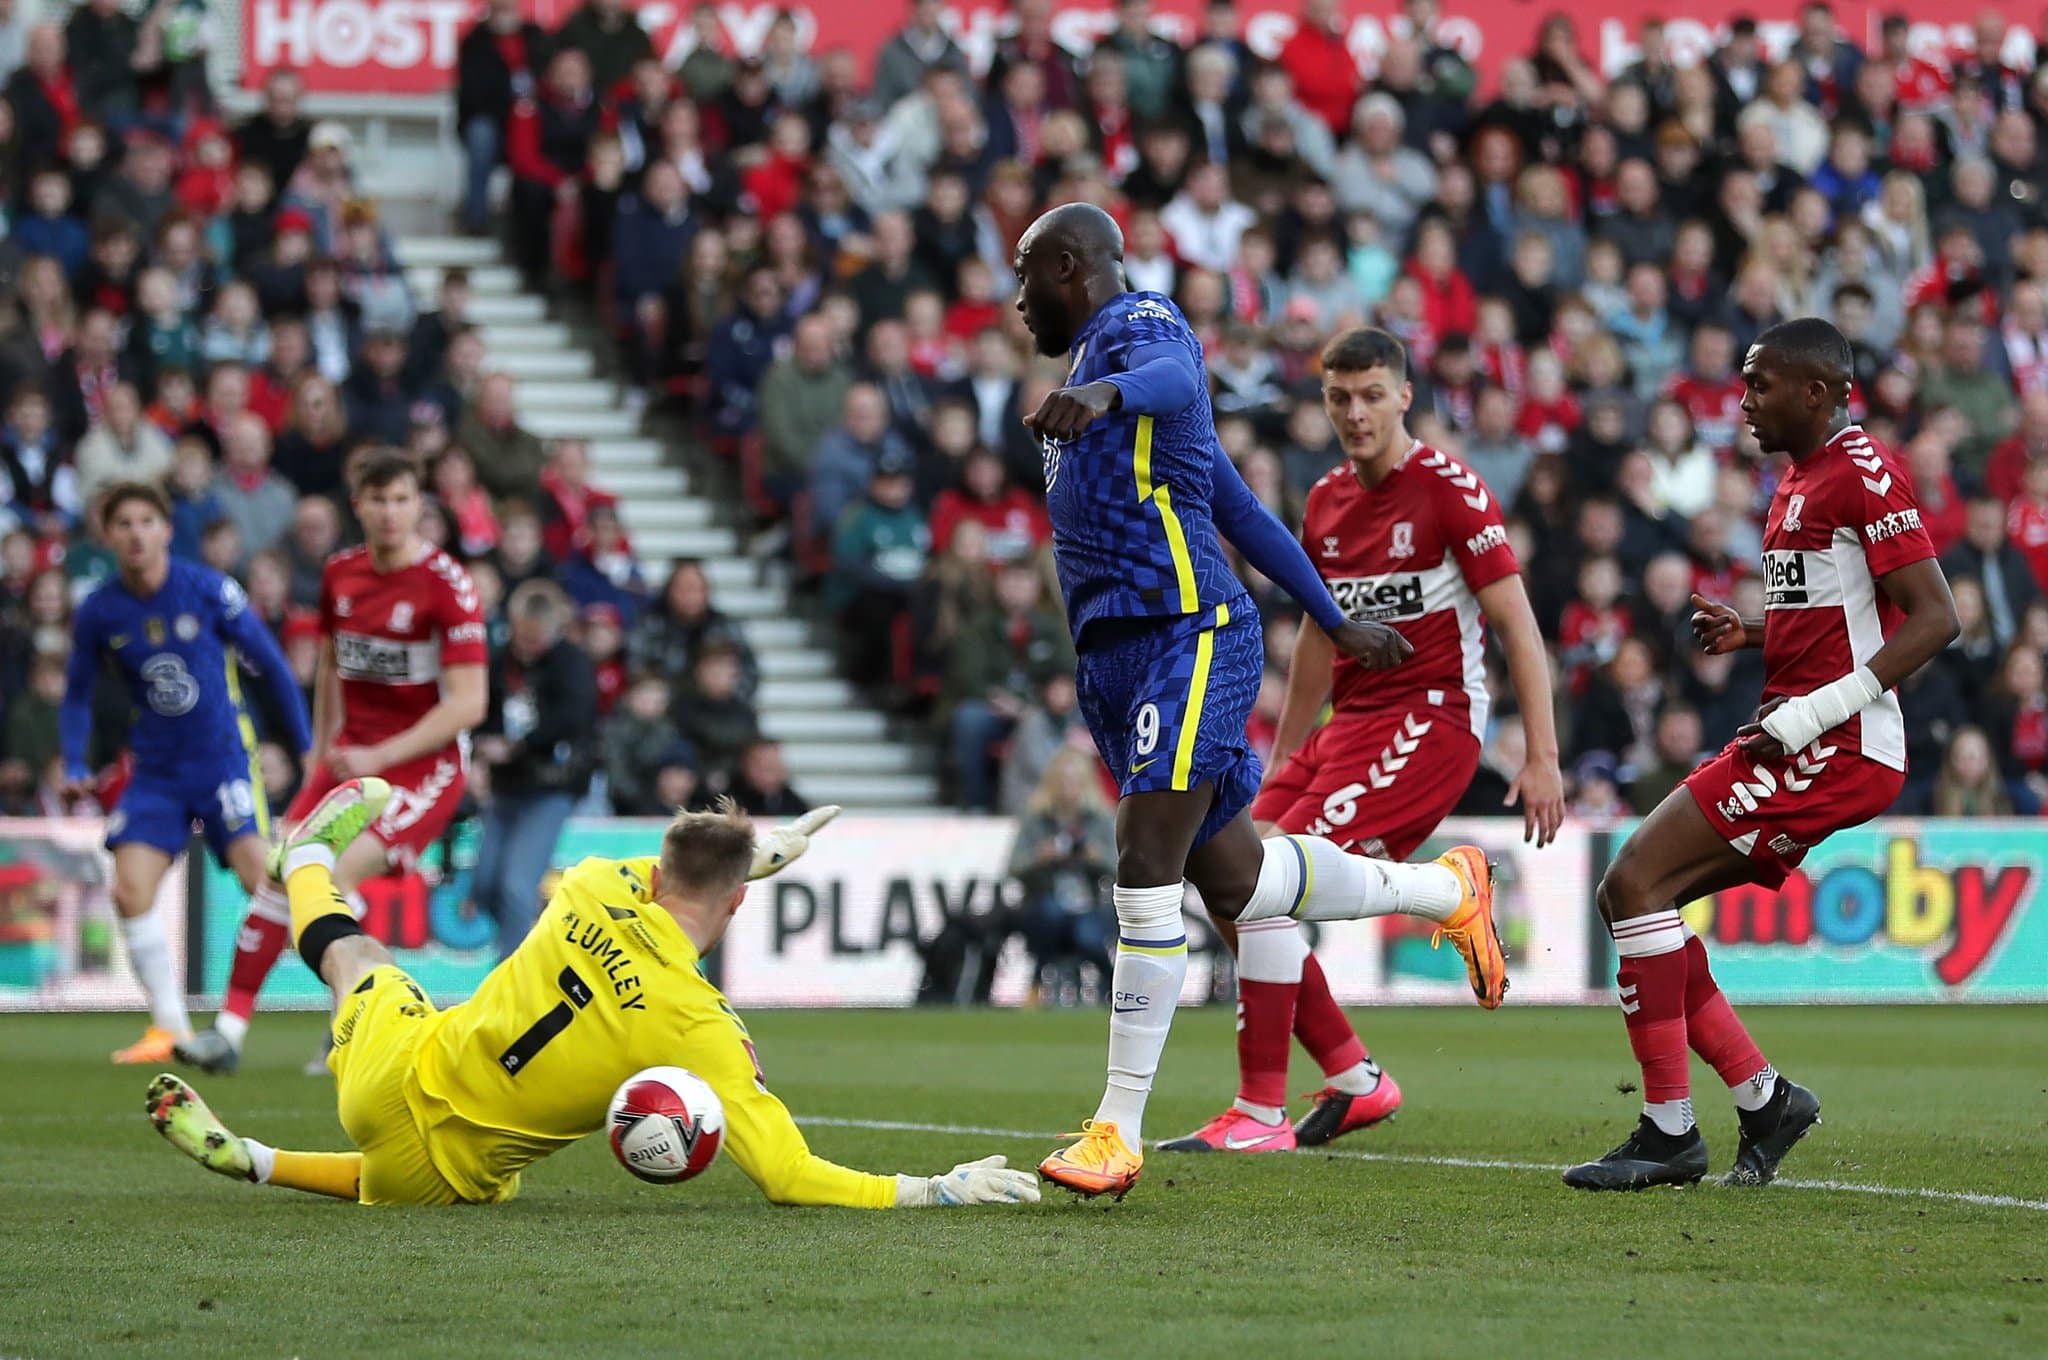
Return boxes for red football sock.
[222,902,292,1024]
[1682,934,1768,1088]
[1293,953,1368,1077]
[1235,979,1296,1109]
[1614,911,1691,1104]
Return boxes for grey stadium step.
[802,773,941,807]
[468,294,549,325]
[759,677,857,710]
[598,467,690,499]
[487,352,599,382]
[400,236,503,269]
[407,263,520,294]
[631,526,738,558]
[778,743,926,775]
[616,499,716,530]
[740,616,809,649]
[754,649,834,680]
[475,320,573,350]
[763,709,891,742]
[589,438,666,469]
[526,409,640,439]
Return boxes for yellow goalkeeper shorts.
[329,964,466,1207]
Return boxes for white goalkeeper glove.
[1759,666,1883,755]
[748,805,841,881]
[894,1156,1042,1207]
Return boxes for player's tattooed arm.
[1690,593,1763,653]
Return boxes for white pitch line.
[799,1116,2048,1214]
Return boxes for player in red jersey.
[178,450,489,1074]
[1162,328,1565,1154]
[1567,320,1959,1191]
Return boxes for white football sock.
[214,1011,250,1047]
[1234,918,1308,983]
[1230,1098,1285,1124]
[1328,1057,1382,1096]
[1092,883,1189,1144]
[120,908,190,1035]
[1732,1065,1780,1112]
[244,1137,276,1184]
[1644,1098,1696,1136]
[1235,835,1462,923]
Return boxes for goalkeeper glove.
[895,1156,1042,1207]
[748,805,841,881]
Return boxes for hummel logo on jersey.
[1782,494,1805,532]
[1865,508,1923,544]
[1845,440,1894,497]
[1718,762,1779,820]
[1762,551,1809,606]
[1420,449,1490,511]
[1329,574,1426,622]
[1465,523,1509,556]
[1390,521,1415,558]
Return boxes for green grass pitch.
[1,1005,2044,1358]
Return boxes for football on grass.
[607,1067,725,1184]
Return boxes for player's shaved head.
[1751,317,1853,388]
[1014,201,1128,357]
[1742,316,1854,457]
[1018,201,1125,267]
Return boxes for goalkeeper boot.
[1431,847,1509,1009]
[1159,1106,1296,1153]
[173,1027,240,1075]
[266,777,392,882]
[1724,1077,1821,1187]
[1293,1072,1403,1147]
[146,1073,253,1182]
[112,1026,184,1065]
[1038,1120,1143,1200]
[1563,1116,1709,1192]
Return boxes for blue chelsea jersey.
[1041,292,1251,646]
[69,560,270,776]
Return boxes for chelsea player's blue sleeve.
[60,594,105,781]
[214,575,314,755]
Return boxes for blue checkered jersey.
[1042,291,1253,644]
[61,560,310,781]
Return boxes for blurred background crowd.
[4,0,2048,873]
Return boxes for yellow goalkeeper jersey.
[404,855,896,1208]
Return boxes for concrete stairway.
[397,236,939,809]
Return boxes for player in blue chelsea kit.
[61,483,312,1064]
[1016,205,1507,1198]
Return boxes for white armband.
[1760,666,1883,753]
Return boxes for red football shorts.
[1682,736,1904,888]
[1251,707,1480,860]
[289,751,468,872]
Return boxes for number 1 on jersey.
[498,967,594,1075]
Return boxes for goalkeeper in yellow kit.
[146,778,1039,1210]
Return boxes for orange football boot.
[1038,1120,1144,1200]
[1431,847,1509,1009]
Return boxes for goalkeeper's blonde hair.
[659,797,756,898]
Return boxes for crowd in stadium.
[3,0,2048,843]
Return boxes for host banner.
[242,0,2036,99]
[0,818,188,1011]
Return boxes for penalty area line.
[799,1116,2048,1214]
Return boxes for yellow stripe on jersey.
[223,654,269,840]
[1171,603,1228,791]
[1133,414,1198,614]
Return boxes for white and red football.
[607,1066,725,1184]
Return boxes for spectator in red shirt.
[539,437,616,563]
[929,447,1051,570]
[1558,555,1632,698]
[457,0,551,235]
[2008,457,2048,593]
[1278,0,1359,136]
[1406,217,1479,340]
